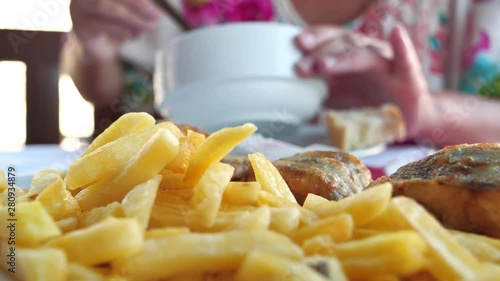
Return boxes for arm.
[61,34,124,108]
[420,91,500,146]
[290,0,373,25]
[64,0,161,108]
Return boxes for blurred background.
[0,0,94,151]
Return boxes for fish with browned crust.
[223,151,372,204]
[377,143,500,238]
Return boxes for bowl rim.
[160,21,303,50]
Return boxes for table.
[0,142,435,189]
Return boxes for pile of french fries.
[1,112,499,281]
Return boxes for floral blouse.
[120,0,500,114]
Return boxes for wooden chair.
[0,29,62,144]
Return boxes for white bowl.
[154,22,327,134]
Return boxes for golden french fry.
[29,168,65,194]
[450,230,500,251]
[66,123,178,190]
[0,169,7,193]
[75,129,179,210]
[234,251,334,281]
[391,197,484,281]
[190,163,234,227]
[56,216,78,233]
[310,182,392,226]
[257,190,319,226]
[82,112,156,156]
[113,231,303,280]
[36,178,80,221]
[269,207,301,234]
[164,136,192,174]
[249,152,297,203]
[352,228,386,240]
[78,202,125,228]
[145,227,191,239]
[0,201,61,247]
[222,181,261,205]
[16,248,67,281]
[230,206,271,231]
[159,169,185,190]
[303,193,329,210]
[67,263,106,281]
[331,231,427,279]
[121,175,161,230]
[453,233,500,263]
[48,218,143,266]
[83,112,157,155]
[182,123,257,186]
[290,213,353,244]
[186,130,206,148]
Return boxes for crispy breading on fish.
[223,151,372,204]
[378,143,500,238]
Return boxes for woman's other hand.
[295,25,434,139]
[70,0,162,63]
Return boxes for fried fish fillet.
[379,143,500,238]
[223,151,372,204]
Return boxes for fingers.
[295,26,347,53]
[71,0,161,43]
[89,0,160,32]
[389,25,423,79]
[295,27,393,78]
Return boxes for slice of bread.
[325,103,406,151]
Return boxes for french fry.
[257,190,319,226]
[290,213,353,244]
[324,231,427,279]
[453,233,500,263]
[36,177,80,221]
[113,231,303,280]
[190,163,234,227]
[145,227,191,239]
[67,263,106,281]
[0,169,7,193]
[391,197,484,281]
[248,152,297,203]
[56,216,78,233]
[182,123,257,186]
[0,201,61,247]
[222,182,261,205]
[121,175,161,230]
[75,129,179,210]
[269,207,301,234]
[66,123,178,190]
[186,129,206,148]
[29,168,65,193]
[303,193,329,210]
[48,218,143,266]
[77,202,125,228]
[159,169,185,190]
[230,206,271,231]
[234,251,334,281]
[81,112,156,156]
[16,248,68,281]
[309,182,392,226]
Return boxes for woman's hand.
[295,25,434,139]
[70,0,162,63]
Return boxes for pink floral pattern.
[183,0,275,28]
